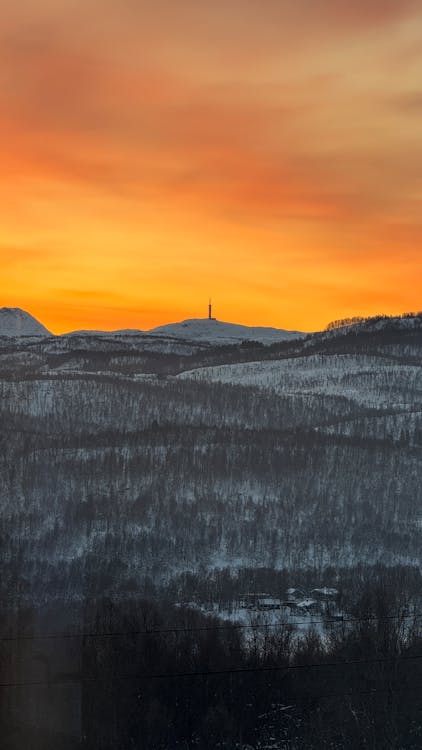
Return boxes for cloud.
[1,0,422,333]
[0,33,346,221]
[0,244,52,268]
[0,25,400,227]
[290,0,420,29]
[389,91,422,112]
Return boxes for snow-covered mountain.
[60,318,304,345]
[1,309,421,607]
[148,317,303,344]
[0,307,51,337]
[3,307,421,347]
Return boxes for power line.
[1,651,422,690]
[0,611,420,644]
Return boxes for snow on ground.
[60,328,145,336]
[56,318,303,346]
[181,601,329,642]
[0,309,303,347]
[315,313,422,342]
[0,307,51,337]
[148,318,304,345]
[177,353,422,408]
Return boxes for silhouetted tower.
[208,298,212,320]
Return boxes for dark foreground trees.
[1,592,422,749]
[78,597,422,749]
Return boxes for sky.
[1,0,422,333]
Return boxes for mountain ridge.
[2,306,421,346]
[0,307,304,345]
[148,317,304,344]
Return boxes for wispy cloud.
[1,0,421,331]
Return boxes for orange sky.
[1,0,422,333]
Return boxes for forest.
[1,314,421,747]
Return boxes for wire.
[1,651,422,689]
[0,611,420,644]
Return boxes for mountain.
[1,310,421,748]
[148,317,303,344]
[3,307,420,346]
[61,328,145,336]
[61,318,304,345]
[0,312,421,594]
[0,307,51,337]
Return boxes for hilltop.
[148,317,303,344]
[0,307,51,337]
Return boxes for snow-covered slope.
[308,313,422,346]
[0,307,51,337]
[178,353,422,409]
[60,328,146,336]
[149,318,303,345]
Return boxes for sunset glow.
[2,1,422,332]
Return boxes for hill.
[0,307,51,337]
[148,317,303,344]
[0,313,421,604]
